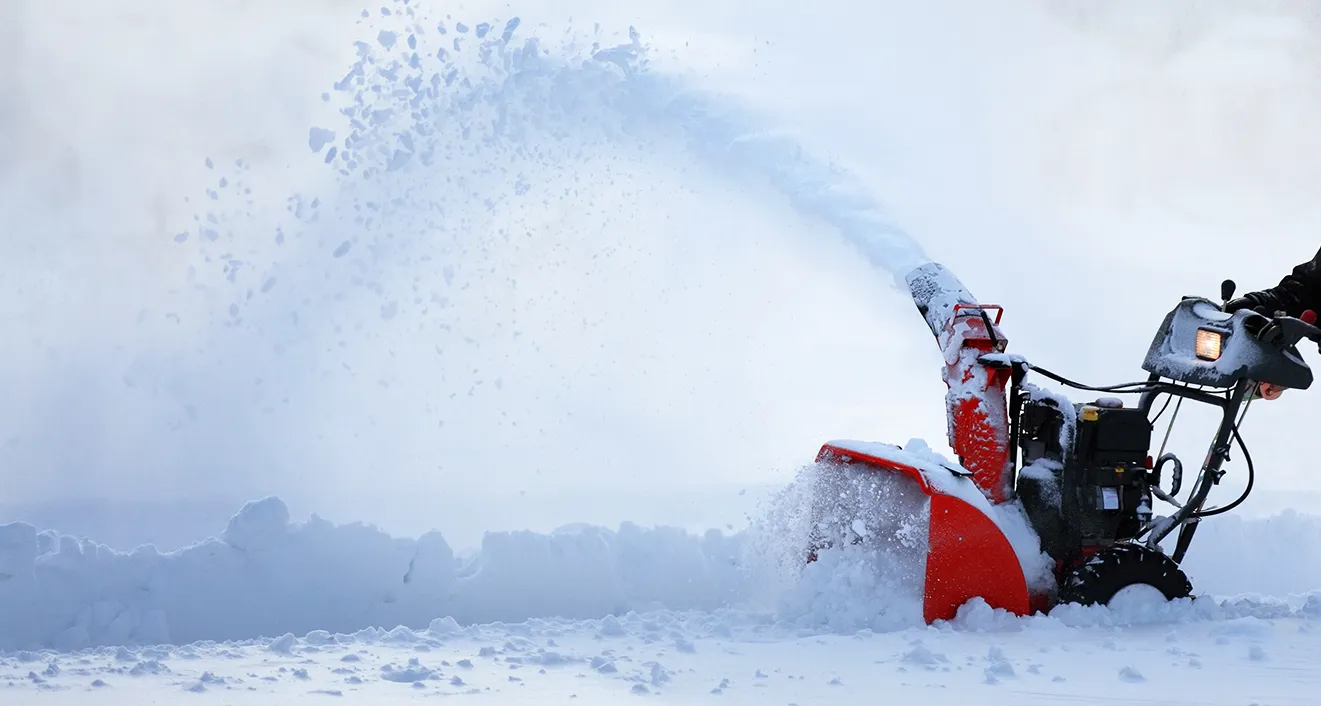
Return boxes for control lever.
[1221,279,1236,305]
[1258,309,1321,348]
[1252,308,1321,402]
[1302,310,1321,349]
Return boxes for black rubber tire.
[1056,544,1193,607]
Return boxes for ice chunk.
[309,127,336,153]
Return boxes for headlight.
[1195,328,1223,361]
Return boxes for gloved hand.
[1224,293,1273,314]
[1221,246,1321,318]
[1224,289,1297,316]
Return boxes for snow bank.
[0,497,747,651]
[1178,509,1321,599]
[4,489,1321,651]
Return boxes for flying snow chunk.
[308,127,336,153]
[378,30,397,49]
[386,150,412,172]
[502,18,521,42]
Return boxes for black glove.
[1222,246,1321,318]
[1224,291,1285,315]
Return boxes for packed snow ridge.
[4,491,1321,651]
[0,497,748,651]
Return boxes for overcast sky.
[2,0,1319,547]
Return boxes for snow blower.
[805,262,1321,622]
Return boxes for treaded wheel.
[1056,544,1193,606]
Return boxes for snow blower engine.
[806,262,1321,622]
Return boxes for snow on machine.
[805,262,1321,622]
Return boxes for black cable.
[1149,393,1174,425]
[1024,363,1235,397]
[1025,365,1169,394]
[1192,423,1255,518]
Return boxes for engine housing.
[1015,394,1154,565]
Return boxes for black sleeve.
[1274,245,1321,317]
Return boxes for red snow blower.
[805,262,1321,623]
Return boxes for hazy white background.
[2,0,1319,550]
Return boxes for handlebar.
[1249,309,1321,350]
[1221,278,1321,349]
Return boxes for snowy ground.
[5,597,1320,705]
[5,493,1321,704]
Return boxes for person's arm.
[1225,245,1321,317]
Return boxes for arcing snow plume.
[286,17,930,285]
[1,4,939,542]
[151,9,938,532]
[189,14,933,317]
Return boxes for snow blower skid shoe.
[806,265,1321,623]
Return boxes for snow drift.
[5,488,1321,651]
[0,497,748,651]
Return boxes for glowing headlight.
[1195,328,1223,361]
